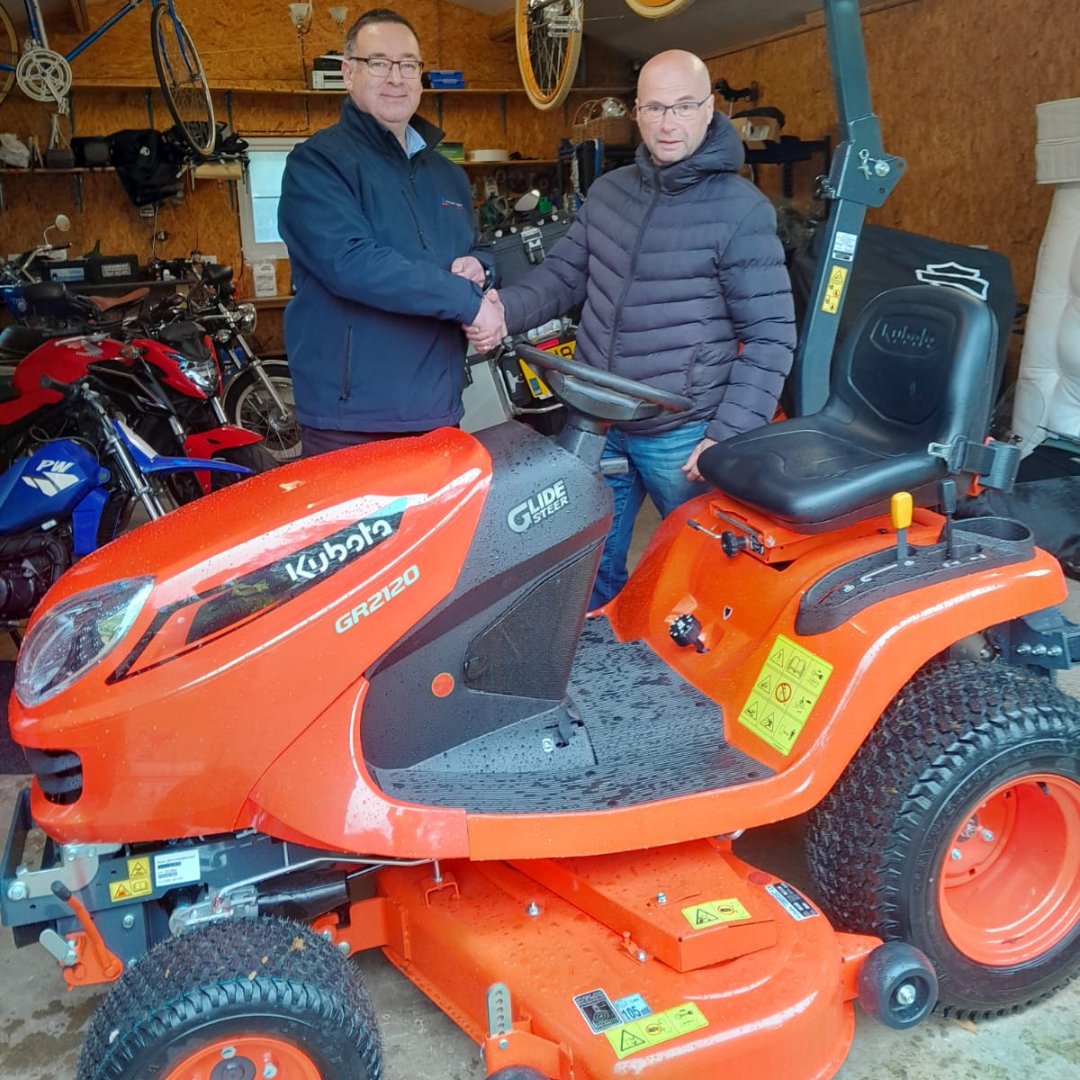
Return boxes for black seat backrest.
[825,283,996,451]
[698,285,999,531]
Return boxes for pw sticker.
[681,898,751,929]
[605,1002,708,1060]
[821,264,848,314]
[739,635,833,755]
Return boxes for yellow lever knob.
[890,491,913,531]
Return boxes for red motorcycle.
[2,282,274,495]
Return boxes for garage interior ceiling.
[453,0,878,59]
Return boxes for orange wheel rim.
[163,1034,322,1080]
[939,773,1080,966]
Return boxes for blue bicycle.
[0,0,215,157]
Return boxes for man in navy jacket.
[279,7,501,456]
[472,50,796,608]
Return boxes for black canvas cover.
[107,129,185,208]
[791,223,1018,400]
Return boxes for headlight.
[236,303,257,335]
[178,355,221,396]
[15,577,154,707]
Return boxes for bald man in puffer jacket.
[471,50,796,609]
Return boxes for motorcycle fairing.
[0,439,102,533]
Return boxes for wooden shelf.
[68,81,633,98]
[0,166,115,174]
[458,157,559,168]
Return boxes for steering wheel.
[516,341,691,414]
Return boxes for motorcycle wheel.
[222,360,301,464]
[210,442,278,492]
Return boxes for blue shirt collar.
[404,124,427,158]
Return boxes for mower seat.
[699,285,997,532]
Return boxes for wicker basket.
[571,99,636,146]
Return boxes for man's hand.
[682,437,718,483]
[464,290,507,353]
[451,255,487,286]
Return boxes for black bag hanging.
[107,128,185,208]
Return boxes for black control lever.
[939,478,957,559]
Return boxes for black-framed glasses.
[635,96,712,124]
[345,56,425,79]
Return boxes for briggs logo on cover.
[870,319,939,357]
[508,480,569,534]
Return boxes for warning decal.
[681,898,751,929]
[738,634,833,755]
[605,1002,708,1060]
[109,877,152,903]
[127,857,150,881]
[573,988,622,1034]
[821,264,848,314]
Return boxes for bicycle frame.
[0,0,178,73]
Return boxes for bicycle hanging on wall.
[516,0,697,110]
[0,0,215,158]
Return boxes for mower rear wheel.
[77,917,382,1080]
[806,660,1080,1020]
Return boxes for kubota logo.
[22,459,80,497]
[284,501,404,583]
[870,319,939,357]
[508,480,569,534]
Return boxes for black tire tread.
[806,660,1080,1020]
[78,917,381,1080]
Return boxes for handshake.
[450,256,507,354]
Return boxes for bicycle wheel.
[0,3,17,109]
[150,2,216,157]
[623,0,698,17]
[516,0,583,111]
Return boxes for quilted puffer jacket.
[499,114,796,441]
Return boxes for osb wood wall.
[0,1,635,349]
[709,0,1078,302]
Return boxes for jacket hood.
[636,113,746,194]
[338,97,445,156]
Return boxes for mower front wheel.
[807,660,1080,1020]
[77,917,382,1080]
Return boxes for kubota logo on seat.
[22,459,80,497]
[508,480,569,534]
[870,319,939,357]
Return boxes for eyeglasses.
[346,56,425,79]
[635,97,712,124]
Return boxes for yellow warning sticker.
[109,877,152,903]
[738,634,833,755]
[681,897,752,929]
[127,857,150,882]
[606,1002,708,1060]
[821,264,848,314]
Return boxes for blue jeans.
[591,421,709,608]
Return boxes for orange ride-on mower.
[3,282,1080,1080]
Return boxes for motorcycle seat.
[86,287,150,313]
[700,285,997,532]
[0,324,57,359]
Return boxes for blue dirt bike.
[0,376,245,637]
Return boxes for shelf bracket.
[72,173,83,214]
[499,93,507,134]
[144,89,154,129]
[435,90,443,129]
[225,90,235,133]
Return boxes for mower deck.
[376,838,875,1079]
[371,619,773,813]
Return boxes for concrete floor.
[2,504,1080,1078]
